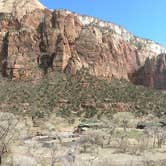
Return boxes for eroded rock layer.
[131,54,166,89]
[0,0,165,89]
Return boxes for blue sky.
[40,0,166,48]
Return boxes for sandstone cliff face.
[131,54,166,89]
[0,0,45,19]
[0,0,165,89]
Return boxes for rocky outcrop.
[131,54,166,89]
[0,0,166,89]
[0,0,45,20]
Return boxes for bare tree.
[0,113,18,164]
[52,148,76,166]
[113,112,134,132]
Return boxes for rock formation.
[0,0,165,89]
[131,54,166,89]
[0,0,45,19]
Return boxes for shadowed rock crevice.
[37,52,56,75]
[0,32,9,77]
[38,15,49,53]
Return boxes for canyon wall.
[0,0,165,89]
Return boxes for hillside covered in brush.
[0,70,165,119]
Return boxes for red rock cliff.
[0,0,165,89]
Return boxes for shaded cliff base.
[130,54,166,90]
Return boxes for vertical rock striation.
[0,0,165,89]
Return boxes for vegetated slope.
[0,70,165,119]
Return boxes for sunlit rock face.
[77,14,165,55]
[0,0,165,89]
[0,0,45,19]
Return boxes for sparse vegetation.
[0,113,18,164]
[113,112,135,132]
[0,70,165,119]
[0,70,166,165]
